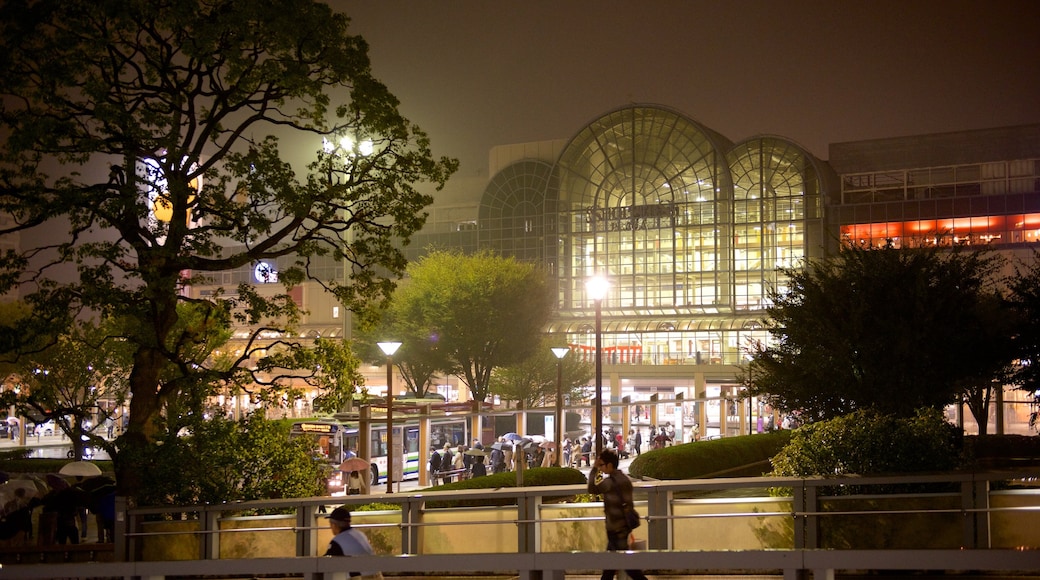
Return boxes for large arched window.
[550,105,732,313]
[478,160,553,262]
[728,137,825,308]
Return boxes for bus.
[290,416,469,492]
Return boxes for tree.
[354,312,450,400]
[746,244,1012,421]
[0,0,457,499]
[1007,250,1040,397]
[490,338,592,409]
[5,319,132,460]
[386,249,555,402]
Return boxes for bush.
[423,466,587,508]
[628,431,793,480]
[769,408,960,490]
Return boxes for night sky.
[336,0,1040,184]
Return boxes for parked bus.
[290,416,469,493]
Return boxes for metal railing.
[1,469,1037,579]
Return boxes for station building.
[199,104,1040,437]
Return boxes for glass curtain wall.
[547,106,825,366]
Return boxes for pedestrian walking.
[587,448,648,580]
[323,507,383,579]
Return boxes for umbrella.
[501,432,523,441]
[5,479,40,501]
[463,448,488,457]
[539,440,557,449]
[59,460,102,477]
[46,473,69,491]
[339,457,371,472]
[491,441,511,451]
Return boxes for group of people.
[0,472,115,547]
[428,440,488,484]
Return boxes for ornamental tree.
[746,244,1013,422]
[381,249,555,402]
[0,0,456,498]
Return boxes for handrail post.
[203,505,219,560]
[297,503,319,556]
[962,475,991,548]
[645,484,671,550]
[518,492,539,553]
[794,479,818,549]
[114,495,128,562]
[402,498,422,555]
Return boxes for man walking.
[587,448,648,580]
[324,506,383,579]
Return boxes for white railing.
[2,549,1040,580]
[2,469,1037,579]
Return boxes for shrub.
[628,431,792,480]
[423,466,587,508]
[769,408,960,495]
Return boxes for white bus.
[290,416,469,492]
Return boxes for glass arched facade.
[478,105,830,368]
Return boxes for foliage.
[769,408,961,482]
[628,431,792,480]
[261,337,366,415]
[0,0,456,499]
[747,244,1011,421]
[1,318,133,460]
[1006,250,1040,395]
[423,466,587,507]
[372,249,555,402]
[490,338,592,408]
[128,413,328,507]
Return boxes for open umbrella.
[501,432,523,441]
[45,473,69,491]
[463,448,488,457]
[539,440,557,449]
[59,461,102,477]
[339,457,371,472]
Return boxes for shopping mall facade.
[200,105,1040,438]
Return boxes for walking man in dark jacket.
[587,448,648,580]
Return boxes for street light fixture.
[377,341,402,494]
[551,347,570,467]
[585,275,609,458]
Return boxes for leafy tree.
[264,336,366,415]
[1007,250,1040,397]
[0,0,456,498]
[747,244,1012,421]
[490,338,592,409]
[354,312,449,399]
[3,319,132,459]
[384,249,555,402]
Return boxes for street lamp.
[586,275,609,458]
[377,341,402,494]
[551,347,570,467]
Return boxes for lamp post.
[551,347,570,467]
[377,341,402,494]
[586,275,609,458]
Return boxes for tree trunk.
[113,346,166,499]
